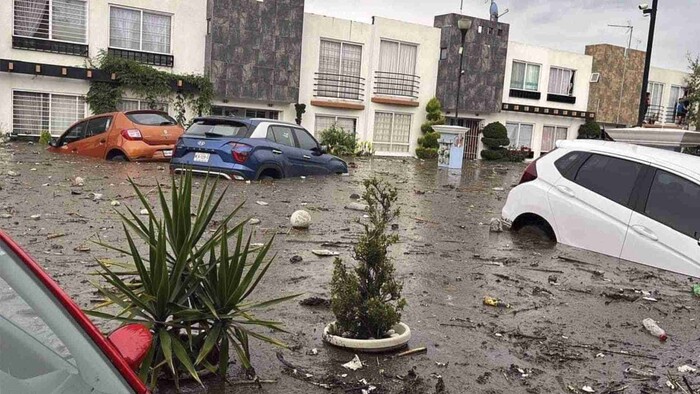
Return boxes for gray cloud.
[305,0,700,71]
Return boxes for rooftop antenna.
[460,0,464,13]
[608,22,634,125]
[484,1,508,22]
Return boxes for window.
[548,67,575,96]
[85,117,112,137]
[644,170,700,239]
[13,0,87,43]
[315,115,357,136]
[268,126,295,147]
[541,126,568,152]
[12,91,86,137]
[505,122,533,149]
[245,109,279,120]
[440,47,448,60]
[294,129,319,151]
[377,40,419,96]
[574,154,644,207]
[373,112,411,153]
[647,81,664,108]
[555,151,588,179]
[110,6,172,54]
[186,120,248,137]
[62,120,86,143]
[117,99,169,114]
[510,61,540,91]
[318,39,363,99]
[126,112,177,126]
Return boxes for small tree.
[416,98,445,159]
[330,178,406,339]
[686,55,700,129]
[294,103,306,126]
[38,130,51,145]
[577,120,602,139]
[480,122,509,161]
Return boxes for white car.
[502,140,700,278]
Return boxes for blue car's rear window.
[186,120,249,138]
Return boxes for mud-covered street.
[1,142,698,394]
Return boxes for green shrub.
[88,171,296,388]
[426,97,445,123]
[577,120,601,139]
[330,178,406,339]
[38,130,51,145]
[355,141,374,157]
[319,125,357,156]
[480,122,509,161]
[504,149,528,162]
[417,131,439,150]
[415,147,439,159]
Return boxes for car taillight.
[230,143,252,163]
[121,129,142,140]
[519,159,539,184]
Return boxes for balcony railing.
[313,72,365,100]
[373,71,420,99]
[645,104,678,125]
[108,48,174,68]
[13,36,88,57]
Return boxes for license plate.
[193,152,210,163]
[163,150,172,158]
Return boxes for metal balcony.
[313,72,365,100]
[373,71,420,99]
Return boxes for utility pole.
[637,0,658,127]
[608,23,633,125]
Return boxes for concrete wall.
[298,14,441,156]
[586,44,645,127]
[0,0,207,135]
[434,14,509,117]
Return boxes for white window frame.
[541,125,569,152]
[647,81,665,108]
[372,111,412,153]
[11,89,87,137]
[510,60,541,92]
[548,67,575,96]
[12,0,88,44]
[505,122,534,149]
[317,38,364,100]
[314,114,358,136]
[108,5,173,55]
[118,98,169,113]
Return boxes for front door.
[547,153,646,259]
[58,120,88,154]
[268,125,303,177]
[621,169,700,277]
[293,128,330,175]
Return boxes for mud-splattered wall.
[433,14,509,116]
[206,0,304,103]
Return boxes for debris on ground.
[71,189,82,195]
[642,318,668,342]
[395,347,428,358]
[139,209,149,215]
[249,218,261,225]
[72,176,85,186]
[88,192,103,201]
[677,365,697,373]
[489,218,503,233]
[110,200,121,206]
[483,296,511,308]
[581,386,594,393]
[345,202,369,211]
[290,210,311,229]
[693,284,700,297]
[342,355,363,371]
[74,245,91,252]
[306,348,319,356]
[299,296,330,308]
[7,171,19,177]
[548,275,558,285]
[492,187,505,191]
[312,249,339,257]
[30,214,41,220]
[349,193,361,200]
[256,200,269,206]
[289,255,303,264]
[624,367,658,380]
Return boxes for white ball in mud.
[290,210,312,229]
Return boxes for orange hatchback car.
[48,110,184,161]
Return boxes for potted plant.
[323,178,410,352]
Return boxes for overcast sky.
[305,0,699,71]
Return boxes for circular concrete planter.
[322,322,411,353]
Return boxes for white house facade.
[1,0,207,137]
[646,66,690,126]
[298,14,441,156]
[485,41,595,159]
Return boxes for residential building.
[298,14,441,156]
[1,0,207,137]
[205,0,305,121]
[586,43,690,128]
[489,42,595,158]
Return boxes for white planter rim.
[322,322,411,353]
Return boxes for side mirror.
[108,324,153,371]
[319,145,329,154]
[49,139,59,148]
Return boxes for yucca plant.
[86,171,296,389]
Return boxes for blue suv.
[170,117,348,180]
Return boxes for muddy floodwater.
[1,142,698,393]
